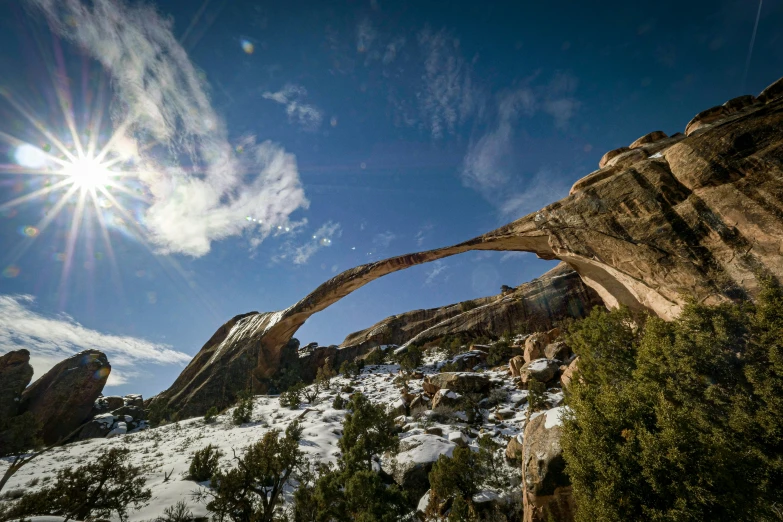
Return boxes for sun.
[63,156,113,191]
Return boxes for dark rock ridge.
[339,263,601,353]
[19,350,111,445]
[0,349,34,420]
[153,76,783,419]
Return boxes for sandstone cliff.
[153,76,783,419]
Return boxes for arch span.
[155,91,783,418]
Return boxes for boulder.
[0,349,34,419]
[75,413,116,440]
[519,359,560,388]
[389,398,407,417]
[92,395,125,416]
[522,407,575,522]
[444,350,487,371]
[409,395,428,416]
[524,329,560,363]
[448,431,468,447]
[423,372,491,395]
[123,394,144,408]
[506,433,524,460]
[544,341,570,361]
[20,350,111,445]
[111,405,146,421]
[629,130,667,149]
[509,355,526,378]
[431,389,461,410]
[685,105,728,136]
[383,433,456,501]
[598,146,630,168]
[560,358,579,389]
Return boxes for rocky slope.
[153,75,783,420]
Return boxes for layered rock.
[155,77,783,419]
[0,349,34,420]
[20,350,111,445]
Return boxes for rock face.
[20,350,111,445]
[155,77,783,419]
[422,372,491,395]
[384,433,456,502]
[522,407,575,522]
[0,349,34,420]
[341,264,598,354]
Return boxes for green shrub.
[339,359,361,377]
[460,300,479,313]
[332,394,347,410]
[189,444,222,482]
[203,406,219,424]
[398,345,423,372]
[291,393,410,520]
[364,347,386,365]
[315,360,337,390]
[486,339,512,366]
[232,393,253,425]
[207,422,305,522]
[4,447,150,522]
[279,381,305,409]
[562,279,783,522]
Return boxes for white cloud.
[500,251,526,263]
[424,260,449,286]
[372,231,396,249]
[500,168,571,219]
[416,28,479,138]
[0,295,190,387]
[461,88,535,193]
[262,84,323,131]
[356,18,377,53]
[414,224,433,246]
[383,35,406,64]
[25,0,308,257]
[273,221,342,265]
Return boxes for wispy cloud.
[416,28,479,138]
[0,295,190,386]
[25,0,308,257]
[461,72,579,215]
[273,221,342,265]
[356,18,377,54]
[372,231,396,250]
[424,260,449,286]
[414,224,434,246]
[262,84,324,131]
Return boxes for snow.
[544,406,570,429]
[417,490,431,513]
[649,151,663,159]
[473,490,500,503]
[527,359,551,372]
[392,434,455,467]
[0,346,564,522]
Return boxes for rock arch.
[154,81,783,418]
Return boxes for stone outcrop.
[0,349,34,420]
[422,372,491,395]
[20,350,111,445]
[522,407,575,522]
[341,264,598,354]
[519,359,561,388]
[154,76,783,419]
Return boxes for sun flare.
[63,156,112,191]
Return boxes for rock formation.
[522,408,575,522]
[19,350,111,445]
[340,264,598,353]
[154,76,783,419]
[0,350,34,420]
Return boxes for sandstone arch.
[154,80,783,419]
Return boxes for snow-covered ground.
[1,347,562,521]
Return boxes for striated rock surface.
[20,350,111,445]
[155,78,783,419]
[0,349,34,420]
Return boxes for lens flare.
[241,39,254,54]
[22,226,39,237]
[2,266,20,278]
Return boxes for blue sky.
[0,0,781,398]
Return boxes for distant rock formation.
[154,76,783,419]
[340,264,600,353]
[0,349,34,420]
[19,350,111,445]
